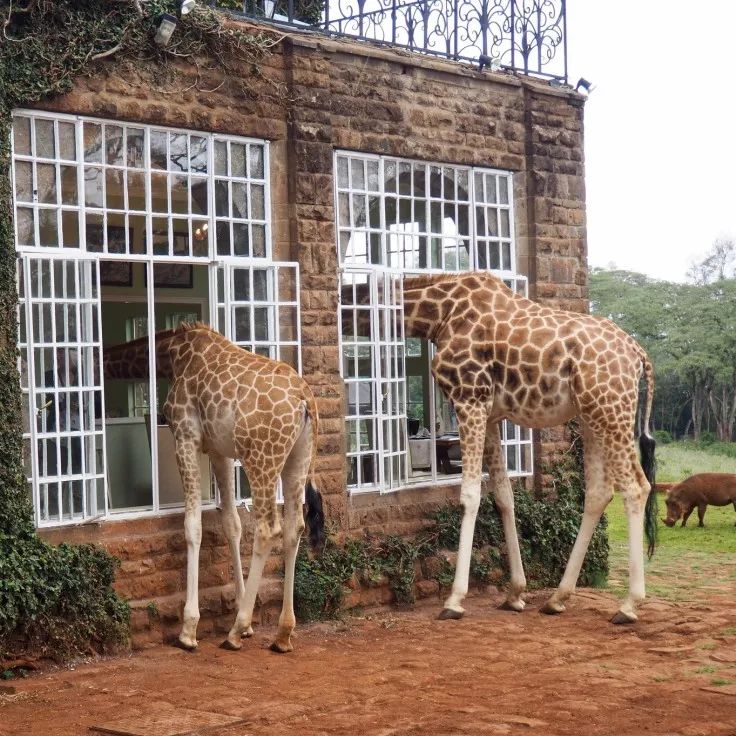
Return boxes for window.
[13,111,298,526]
[336,152,533,494]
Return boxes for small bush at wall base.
[0,534,129,662]
[293,442,609,620]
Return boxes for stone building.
[11,4,586,643]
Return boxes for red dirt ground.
[2,586,736,736]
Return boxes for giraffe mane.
[403,271,503,290]
[174,321,218,335]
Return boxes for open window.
[336,151,533,494]
[13,110,299,526]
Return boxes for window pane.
[249,145,264,179]
[13,116,32,155]
[83,123,102,163]
[14,161,32,202]
[37,165,57,204]
[105,125,124,165]
[127,128,145,168]
[35,119,55,159]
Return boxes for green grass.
[656,441,736,482]
[605,493,736,602]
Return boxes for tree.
[589,268,736,442]
[687,238,736,285]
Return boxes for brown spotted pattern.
[103,323,318,652]
[403,272,656,623]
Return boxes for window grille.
[12,111,298,525]
[336,151,533,493]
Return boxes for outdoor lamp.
[478,54,500,72]
[575,77,595,95]
[154,14,177,46]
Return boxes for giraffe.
[402,271,657,624]
[103,323,325,652]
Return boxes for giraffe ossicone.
[403,272,657,624]
[104,322,325,652]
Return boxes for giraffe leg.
[439,405,487,620]
[226,465,281,647]
[210,452,252,650]
[541,427,612,616]
[484,421,526,611]
[271,417,312,654]
[174,433,204,651]
[612,446,651,624]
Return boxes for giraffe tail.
[305,480,325,553]
[303,391,325,553]
[638,354,657,558]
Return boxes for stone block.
[256,577,284,607]
[416,580,440,599]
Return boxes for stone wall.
[32,23,587,644]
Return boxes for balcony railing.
[220,0,568,82]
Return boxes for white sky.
[566,1,736,282]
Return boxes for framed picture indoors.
[151,263,194,289]
[100,260,133,287]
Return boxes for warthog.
[662,473,736,528]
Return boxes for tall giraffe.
[103,323,325,652]
[403,271,657,624]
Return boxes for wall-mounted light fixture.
[478,54,500,72]
[575,77,595,95]
[154,13,178,46]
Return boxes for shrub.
[293,427,609,619]
[654,429,673,445]
[699,432,716,446]
[0,534,129,661]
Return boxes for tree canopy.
[589,248,736,441]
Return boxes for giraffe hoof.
[269,639,294,654]
[241,626,254,639]
[437,608,464,621]
[173,638,198,652]
[539,600,566,615]
[220,639,242,651]
[498,599,526,612]
[611,611,637,625]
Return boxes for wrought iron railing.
[219,0,568,82]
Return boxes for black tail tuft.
[639,433,658,559]
[304,481,325,553]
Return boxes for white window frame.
[19,254,107,526]
[12,110,299,526]
[340,267,408,494]
[212,258,302,504]
[336,151,534,495]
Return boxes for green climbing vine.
[294,427,609,620]
[0,0,282,663]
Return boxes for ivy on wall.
[0,0,278,662]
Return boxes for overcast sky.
[565,0,736,282]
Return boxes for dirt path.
[2,584,736,736]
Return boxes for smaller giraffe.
[104,323,325,652]
[403,272,657,624]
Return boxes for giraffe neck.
[103,329,179,380]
